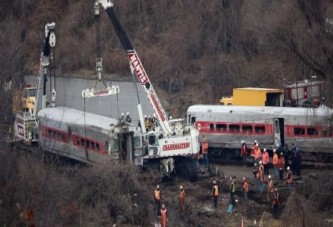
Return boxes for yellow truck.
[219,87,284,106]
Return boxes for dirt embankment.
[1,145,333,226]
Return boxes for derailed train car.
[186,104,333,162]
[38,107,143,165]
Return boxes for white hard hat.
[254,140,257,144]
[162,204,165,209]
[121,112,124,116]
[241,140,244,143]
[213,180,216,184]
[287,166,290,170]
[264,148,266,152]
[180,185,183,190]
[156,184,160,189]
[273,149,276,152]
[126,112,129,115]
[268,175,271,179]
[144,115,147,118]
[259,161,262,165]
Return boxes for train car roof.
[38,106,119,130]
[187,104,333,117]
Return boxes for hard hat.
[144,115,147,118]
[259,161,262,165]
[254,140,257,144]
[121,112,124,116]
[268,175,271,179]
[241,140,244,143]
[280,152,283,155]
[273,149,276,152]
[242,176,246,181]
[161,204,165,209]
[287,166,290,170]
[213,180,216,184]
[275,188,278,192]
[180,185,183,190]
[126,112,130,115]
[264,148,266,152]
[254,163,257,167]
[156,184,160,189]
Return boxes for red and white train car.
[37,107,143,164]
[186,104,333,161]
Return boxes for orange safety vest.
[262,152,269,164]
[212,185,219,196]
[273,153,278,166]
[202,141,209,154]
[254,147,262,160]
[161,208,167,227]
[179,190,185,202]
[243,181,249,192]
[155,189,161,201]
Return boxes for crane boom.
[98,0,173,136]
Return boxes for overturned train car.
[37,107,142,165]
[187,105,333,162]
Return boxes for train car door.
[118,131,134,164]
[274,118,285,147]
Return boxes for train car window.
[255,126,265,133]
[210,124,214,131]
[294,127,305,135]
[307,128,318,136]
[229,124,240,132]
[242,125,253,133]
[91,142,96,149]
[96,143,100,152]
[216,124,227,131]
[80,138,86,146]
[86,140,91,149]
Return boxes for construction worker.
[125,112,131,123]
[240,140,247,162]
[160,203,167,227]
[267,175,274,202]
[262,148,270,175]
[258,162,265,193]
[272,188,280,218]
[253,163,259,191]
[286,166,292,189]
[201,137,209,167]
[154,185,162,216]
[278,153,284,181]
[212,180,219,208]
[120,112,125,123]
[272,149,279,178]
[242,177,249,202]
[229,176,236,205]
[178,185,186,215]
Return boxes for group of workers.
[153,138,300,225]
[154,184,186,227]
[144,114,158,131]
